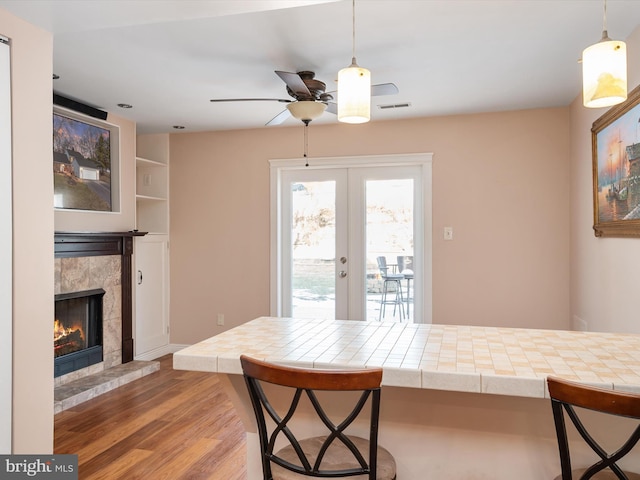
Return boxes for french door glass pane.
[365,179,414,322]
[291,181,336,320]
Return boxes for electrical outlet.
[217,313,224,326]
[444,227,453,240]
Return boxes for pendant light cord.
[351,0,356,61]
[602,0,609,39]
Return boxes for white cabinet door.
[135,235,169,357]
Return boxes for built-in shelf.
[136,156,165,168]
[135,155,168,235]
[135,134,171,359]
[136,194,167,202]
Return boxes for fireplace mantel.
[55,231,146,363]
[55,231,146,258]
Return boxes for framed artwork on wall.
[592,84,640,237]
[53,106,120,212]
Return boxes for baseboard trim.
[134,344,190,361]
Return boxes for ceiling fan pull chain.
[304,122,309,167]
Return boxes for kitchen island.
[173,317,640,479]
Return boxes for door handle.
[137,270,143,285]
[339,271,347,278]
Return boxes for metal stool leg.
[393,279,405,320]
[379,279,388,320]
[380,278,405,321]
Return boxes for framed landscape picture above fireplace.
[53,106,120,212]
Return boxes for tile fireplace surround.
[55,253,120,384]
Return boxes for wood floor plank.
[69,379,221,462]
[119,438,222,480]
[180,429,247,480]
[77,420,171,478]
[83,449,155,480]
[55,354,247,479]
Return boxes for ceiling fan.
[210,70,398,126]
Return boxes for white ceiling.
[2,0,640,134]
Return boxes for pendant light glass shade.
[338,58,371,124]
[582,34,627,108]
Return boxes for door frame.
[0,36,12,453]
[270,153,433,323]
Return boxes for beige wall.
[1,8,55,452]
[169,107,571,344]
[570,25,640,334]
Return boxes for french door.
[270,154,432,323]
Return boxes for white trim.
[0,37,11,453]
[270,152,432,170]
[134,343,188,361]
[422,159,433,324]
[270,153,433,323]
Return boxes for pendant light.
[582,0,627,108]
[338,0,371,124]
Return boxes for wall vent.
[378,103,411,110]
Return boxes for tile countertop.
[172,317,640,399]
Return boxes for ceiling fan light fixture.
[338,58,371,124]
[286,101,326,122]
[582,0,627,108]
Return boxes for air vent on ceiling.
[378,103,411,110]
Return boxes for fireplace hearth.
[54,288,105,377]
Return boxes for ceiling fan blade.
[210,98,291,103]
[371,83,399,96]
[325,102,337,115]
[265,108,291,126]
[325,83,398,99]
[275,71,312,98]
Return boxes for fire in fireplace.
[54,316,86,357]
[54,288,105,377]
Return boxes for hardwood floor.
[54,355,247,480]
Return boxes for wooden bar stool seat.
[272,435,397,480]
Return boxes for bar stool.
[240,355,397,479]
[376,256,404,321]
[397,256,413,319]
[547,376,640,480]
